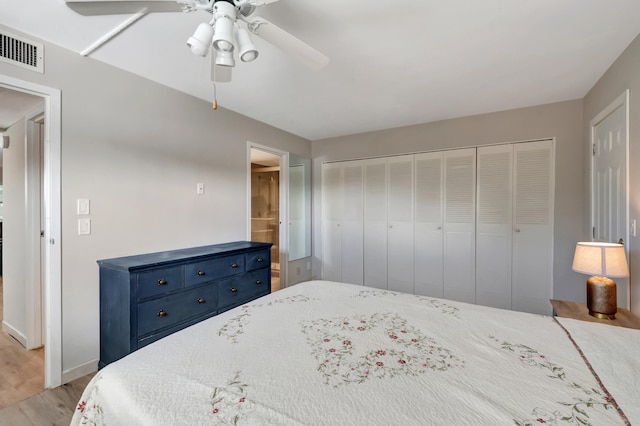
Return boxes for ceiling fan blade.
[247,17,329,70]
[64,0,184,16]
[211,54,233,83]
[244,0,281,5]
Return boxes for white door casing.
[590,90,630,309]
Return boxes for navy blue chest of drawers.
[97,241,272,368]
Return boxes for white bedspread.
[72,280,635,425]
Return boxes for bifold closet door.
[443,148,476,304]
[321,162,343,282]
[512,140,554,315]
[341,161,364,285]
[476,145,513,309]
[363,158,388,289]
[387,155,414,293]
[414,152,444,297]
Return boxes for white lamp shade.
[572,242,629,278]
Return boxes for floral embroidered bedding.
[72,280,638,425]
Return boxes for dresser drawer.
[136,266,183,300]
[184,254,245,287]
[218,268,270,310]
[246,249,270,271]
[137,285,218,337]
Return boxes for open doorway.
[0,75,62,389]
[249,145,288,292]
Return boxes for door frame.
[247,142,289,288]
[0,74,62,388]
[589,89,630,308]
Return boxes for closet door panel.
[321,163,343,282]
[387,155,414,294]
[364,158,388,289]
[341,161,364,285]
[512,140,554,315]
[476,145,513,309]
[414,152,443,297]
[443,149,476,304]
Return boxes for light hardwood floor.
[0,277,94,425]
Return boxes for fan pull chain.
[212,82,218,110]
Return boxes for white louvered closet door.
[364,158,388,289]
[387,155,415,293]
[476,145,513,309]
[512,140,554,315]
[414,152,444,297]
[341,161,364,285]
[321,162,343,282]
[443,148,476,304]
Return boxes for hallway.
[0,276,44,409]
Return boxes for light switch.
[196,183,205,195]
[77,198,90,215]
[78,218,91,235]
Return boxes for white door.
[363,158,388,289]
[414,152,444,297]
[511,140,554,315]
[591,91,629,308]
[443,148,476,303]
[341,161,364,285]
[321,162,343,282]
[387,155,414,293]
[476,144,513,310]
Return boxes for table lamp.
[571,242,629,319]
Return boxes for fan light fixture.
[187,1,260,67]
[186,22,214,57]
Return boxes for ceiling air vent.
[0,31,44,73]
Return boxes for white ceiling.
[1,0,640,141]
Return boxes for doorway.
[249,145,288,291]
[0,75,62,388]
[590,90,630,308]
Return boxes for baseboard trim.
[62,359,98,385]
[2,320,27,347]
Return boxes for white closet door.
[476,145,513,309]
[443,148,476,304]
[414,152,444,297]
[364,158,388,289]
[321,163,343,282]
[512,140,554,315]
[341,161,364,285]
[387,155,414,293]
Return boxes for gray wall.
[584,33,640,313]
[311,99,586,304]
[0,24,311,378]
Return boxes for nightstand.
[550,299,640,330]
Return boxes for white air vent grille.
[0,32,44,73]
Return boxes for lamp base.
[586,276,617,319]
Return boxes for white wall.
[311,99,586,304]
[0,24,311,379]
[584,33,640,313]
[1,119,26,342]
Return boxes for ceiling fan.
[64,0,329,86]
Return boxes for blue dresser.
[97,241,272,368]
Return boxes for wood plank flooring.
[0,276,94,425]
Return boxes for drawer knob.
[157,309,167,318]
[257,257,263,262]
[197,270,205,276]
[197,297,205,304]
[255,280,262,285]
[157,278,167,286]
[231,263,238,268]
[230,287,238,293]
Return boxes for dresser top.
[97,241,272,271]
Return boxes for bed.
[72,280,639,425]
